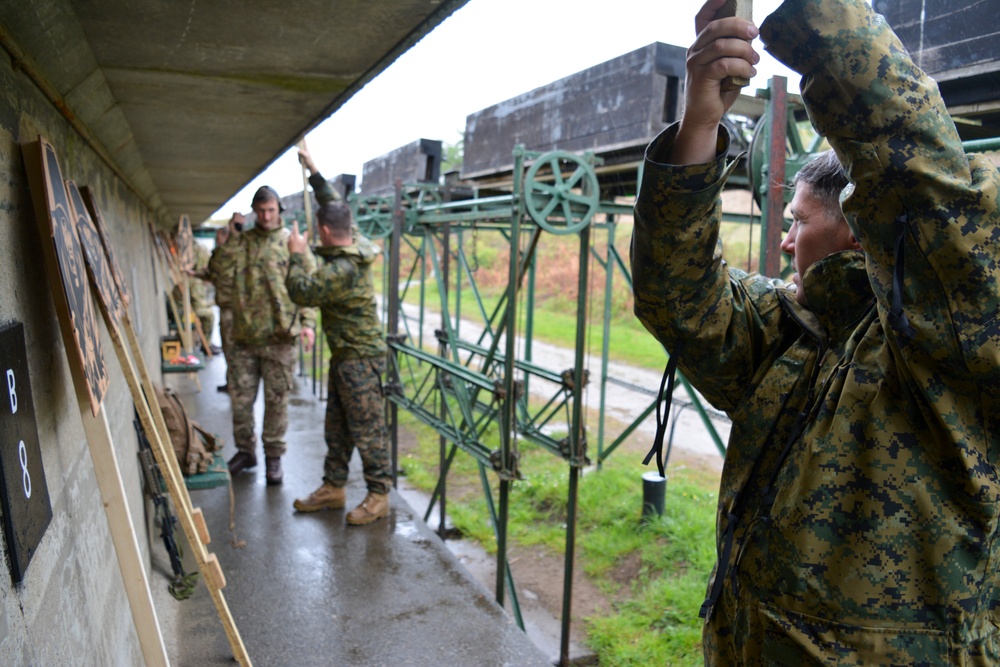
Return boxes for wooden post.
[297,139,315,242]
[67,178,252,666]
[718,0,753,91]
[21,137,169,667]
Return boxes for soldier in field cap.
[210,185,317,485]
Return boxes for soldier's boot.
[346,492,390,526]
[228,450,257,476]
[293,483,346,512]
[265,456,283,485]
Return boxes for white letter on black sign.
[6,369,15,414]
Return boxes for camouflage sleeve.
[761,0,1000,377]
[290,249,318,329]
[286,252,358,310]
[632,124,789,412]
[309,172,340,206]
[207,236,237,284]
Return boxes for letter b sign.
[0,322,52,583]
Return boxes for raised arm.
[632,1,790,413]
[298,145,341,205]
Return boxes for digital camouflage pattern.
[322,357,391,495]
[286,244,386,361]
[631,0,1000,663]
[286,234,390,493]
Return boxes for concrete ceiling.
[0,0,467,227]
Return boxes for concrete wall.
[0,42,168,665]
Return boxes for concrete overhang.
[0,0,467,227]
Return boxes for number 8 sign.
[0,322,52,583]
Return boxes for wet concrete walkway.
[152,353,551,667]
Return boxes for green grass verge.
[396,407,718,666]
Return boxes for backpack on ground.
[152,383,221,475]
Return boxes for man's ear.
[848,230,862,251]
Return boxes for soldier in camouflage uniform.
[287,147,391,525]
[210,186,317,485]
[174,238,215,351]
[204,213,243,392]
[632,0,1000,663]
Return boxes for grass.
[396,399,719,666]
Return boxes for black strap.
[643,355,679,478]
[887,212,916,342]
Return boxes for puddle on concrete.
[393,521,420,540]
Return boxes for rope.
[228,478,246,549]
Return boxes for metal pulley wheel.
[523,151,599,234]
[351,195,394,239]
[402,186,442,210]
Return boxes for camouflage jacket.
[208,224,317,346]
[632,0,1000,663]
[309,171,340,206]
[286,242,385,360]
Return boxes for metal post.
[439,222,450,539]
[419,233,426,351]
[597,219,616,467]
[524,230,537,400]
[560,220,591,666]
[496,146,525,607]
[388,179,404,487]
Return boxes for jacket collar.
[799,249,874,342]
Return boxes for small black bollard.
[641,471,667,523]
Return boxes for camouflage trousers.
[323,356,392,495]
[229,340,295,458]
[218,307,233,386]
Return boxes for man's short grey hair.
[792,149,849,216]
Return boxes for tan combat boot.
[346,492,390,525]
[293,483,346,512]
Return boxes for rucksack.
[152,383,220,475]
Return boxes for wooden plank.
[21,136,168,667]
[82,404,170,667]
[297,139,315,241]
[717,0,752,91]
[78,184,252,666]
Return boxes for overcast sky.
[210,0,850,220]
